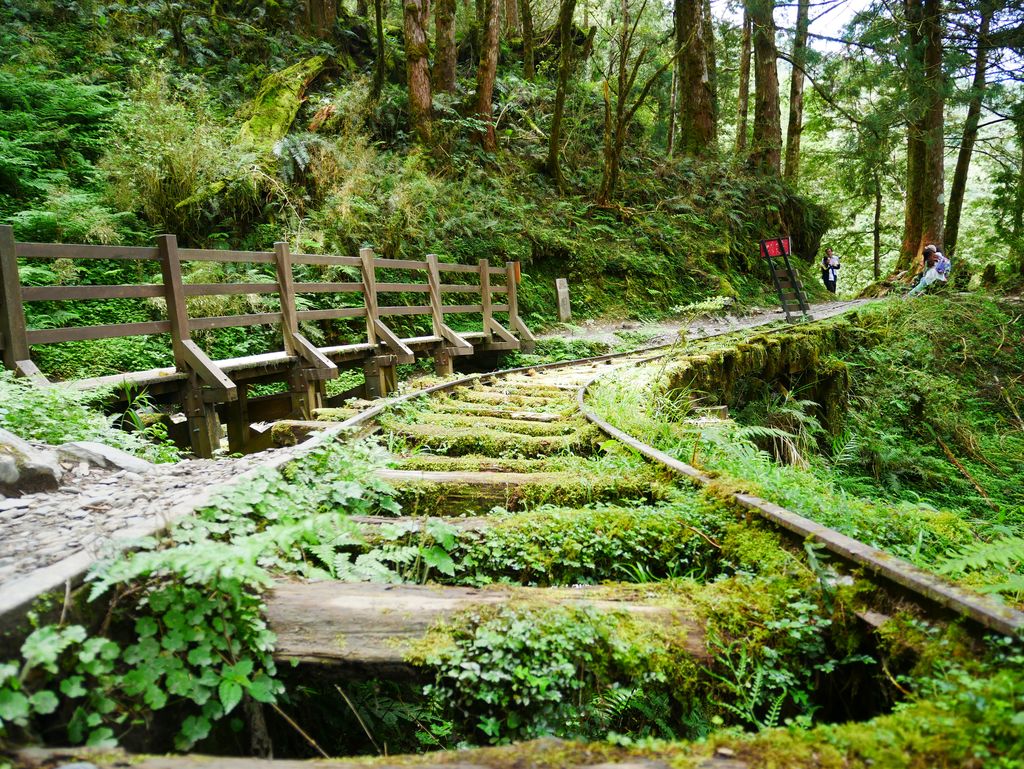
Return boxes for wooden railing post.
[0,225,30,370]
[426,253,453,375]
[274,241,299,355]
[158,234,191,365]
[360,247,378,346]
[158,234,229,458]
[506,261,537,352]
[479,258,493,343]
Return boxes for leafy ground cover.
[588,296,1024,604]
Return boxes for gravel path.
[0,300,871,621]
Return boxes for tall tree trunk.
[304,0,336,38]
[547,0,578,187]
[675,0,716,156]
[783,0,809,183]
[897,0,945,272]
[433,0,458,92]
[944,6,991,260]
[748,0,782,174]
[504,0,520,34]
[702,0,718,138]
[736,10,751,154]
[475,0,500,151]
[873,171,882,279]
[357,0,369,16]
[404,0,433,142]
[373,0,386,96]
[667,65,677,156]
[520,0,535,79]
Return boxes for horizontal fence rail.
[0,226,536,456]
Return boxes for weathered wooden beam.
[182,340,237,400]
[0,225,29,369]
[14,359,49,385]
[360,246,378,345]
[505,261,537,352]
[480,258,493,342]
[265,582,705,673]
[440,322,474,356]
[373,318,416,363]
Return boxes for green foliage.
[0,438,396,748]
[0,69,113,219]
[418,605,682,744]
[0,370,179,462]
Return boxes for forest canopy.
[1,0,1023,310]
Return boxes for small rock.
[57,442,154,475]
[715,747,736,758]
[0,428,62,496]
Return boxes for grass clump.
[0,371,179,463]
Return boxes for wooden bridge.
[0,225,536,457]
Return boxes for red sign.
[759,236,791,258]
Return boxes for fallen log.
[264,582,706,676]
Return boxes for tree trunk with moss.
[897,0,944,273]
[373,0,386,96]
[304,0,336,38]
[404,0,433,142]
[736,10,752,154]
[520,0,535,80]
[547,0,578,187]
[475,0,500,151]
[434,0,458,92]
[783,0,809,182]
[675,0,716,157]
[748,0,781,175]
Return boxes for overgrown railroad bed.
[4,299,1024,768]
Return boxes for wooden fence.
[0,225,536,456]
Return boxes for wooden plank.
[181,283,279,297]
[440,283,482,293]
[378,305,433,316]
[373,258,429,270]
[177,248,275,264]
[295,307,366,322]
[437,262,480,274]
[14,242,158,261]
[25,320,172,345]
[372,318,415,363]
[480,258,493,342]
[360,247,378,345]
[188,312,283,331]
[441,304,484,314]
[292,282,363,293]
[0,225,30,367]
[290,252,361,266]
[21,284,165,301]
[265,582,705,670]
[492,303,511,312]
[376,282,431,292]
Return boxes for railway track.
[12,301,1024,768]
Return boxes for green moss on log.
[238,55,328,146]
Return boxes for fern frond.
[939,536,1024,575]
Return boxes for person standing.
[821,247,840,294]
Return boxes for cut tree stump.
[264,582,705,675]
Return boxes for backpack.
[935,254,951,279]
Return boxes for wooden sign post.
[759,236,812,322]
[556,278,571,322]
